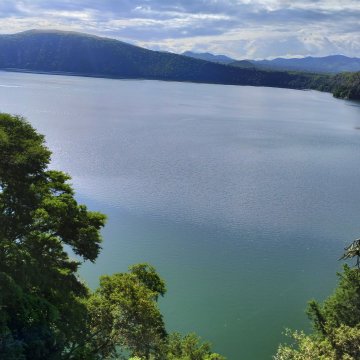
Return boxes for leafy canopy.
[275,242,360,360]
[0,114,226,360]
[0,113,106,359]
[84,264,167,360]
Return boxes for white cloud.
[0,0,358,58]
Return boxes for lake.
[1,71,360,359]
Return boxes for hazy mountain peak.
[251,54,360,73]
[182,51,236,64]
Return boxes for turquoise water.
[1,71,360,359]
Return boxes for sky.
[0,0,359,59]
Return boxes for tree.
[340,239,360,268]
[85,264,167,360]
[274,243,360,360]
[0,113,226,360]
[0,113,106,359]
[166,333,225,360]
[129,263,166,300]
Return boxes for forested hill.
[0,30,359,100]
[182,51,236,64]
[0,30,321,90]
[251,55,360,74]
[329,72,360,100]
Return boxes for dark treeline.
[0,30,316,89]
[328,72,360,100]
[0,30,359,100]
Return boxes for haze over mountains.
[0,30,318,89]
[183,51,360,74]
[182,51,236,64]
[250,55,360,73]
[182,51,255,69]
[0,30,358,100]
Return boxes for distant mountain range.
[182,51,255,69]
[0,30,358,99]
[183,51,360,74]
[0,30,320,89]
[182,51,236,64]
[252,55,360,73]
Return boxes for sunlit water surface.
[1,71,360,359]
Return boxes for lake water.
[1,71,360,359]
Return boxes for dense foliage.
[274,241,360,360]
[329,72,360,100]
[0,113,225,360]
[0,113,106,359]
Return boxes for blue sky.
[0,0,359,59]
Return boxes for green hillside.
[329,72,360,100]
[0,30,359,100]
[0,30,323,89]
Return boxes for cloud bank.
[0,0,359,59]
